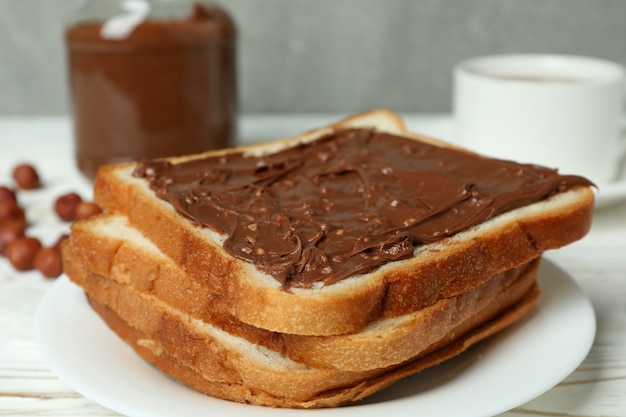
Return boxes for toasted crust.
[91,109,594,336]
[80,269,539,408]
[281,259,538,370]
[63,213,540,371]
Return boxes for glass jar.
[65,0,237,179]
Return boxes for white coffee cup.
[453,54,626,184]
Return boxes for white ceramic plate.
[34,259,595,417]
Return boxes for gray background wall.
[1,0,625,115]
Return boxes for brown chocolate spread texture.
[133,128,593,288]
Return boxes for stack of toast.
[62,110,595,408]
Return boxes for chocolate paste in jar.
[66,3,237,179]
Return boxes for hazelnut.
[74,201,102,221]
[5,236,42,271]
[53,234,69,251]
[54,192,82,221]
[34,246,64,278]
[0,186,17,203]
[12,163,40,190]
[0,200,25,223]
[0,220,26,254]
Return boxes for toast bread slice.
[71,265,539,407]
[91,109,594,335]
[64,213,540,371]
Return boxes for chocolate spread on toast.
[134,128,593,288]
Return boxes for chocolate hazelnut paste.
[66,4,236,179]
[134,128,593,288]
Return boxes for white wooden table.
[1,115,625,416]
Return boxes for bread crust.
[92,109,594,336]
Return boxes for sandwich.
[63,109,594,407]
